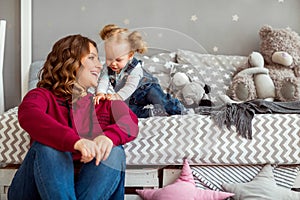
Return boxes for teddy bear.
[259,25,300,101]
[168,72,212,108]
[226,51,276,103]
[226,25,300,103]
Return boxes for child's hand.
[94,93,106,105]
[106,93,123,101]
[105,94,113,100]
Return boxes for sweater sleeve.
[18,88,80,152]
[96,67,110,94]
[117,64,143,100]
[97,100,139,145]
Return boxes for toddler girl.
[94,24,187,118]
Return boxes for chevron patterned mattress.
[124,113,300,166]
[1,107,300,165]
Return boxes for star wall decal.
[81,5,86,11]
[232,14,239,22]
[190,15,198,22]
[123,19,130,25]
[47,22,53,28]
[213,46,219,52]
[157,33,163,38]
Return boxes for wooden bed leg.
[0,167,17,200]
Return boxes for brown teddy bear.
[226,25,300,103]
[260,25,300,101]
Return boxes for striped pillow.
[191,165,299,191]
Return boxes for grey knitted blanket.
[196,100,300,139]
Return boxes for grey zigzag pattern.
[124,114,300,165]
[0,108,300,165]
[0,108,30,164]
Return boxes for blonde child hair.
[100,24,147,54]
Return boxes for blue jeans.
[129,83,184,118]
[8,142,126,200]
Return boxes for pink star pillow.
[136,159,234,200]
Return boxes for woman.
[8,34,138,200]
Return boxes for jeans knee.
[102,146,126,172]
[31,142,72,163]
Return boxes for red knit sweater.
[18,87,139,160]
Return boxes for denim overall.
[109,57,184,118]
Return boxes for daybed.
[1,49,300,200]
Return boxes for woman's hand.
[74,138,98,164]
[74,136,113,166]
[93,135,113,165]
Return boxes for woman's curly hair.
[37,34,97,101]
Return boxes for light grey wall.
[1,0,300,110]
[0,0,21,111]
[32,0,300,60]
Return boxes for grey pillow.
[136,52,176,91]
[222,164,300,200]
[28,60,44,90]
[192,165,299,191]
[176,49,247,105]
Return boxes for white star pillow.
[223,164,300,200]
